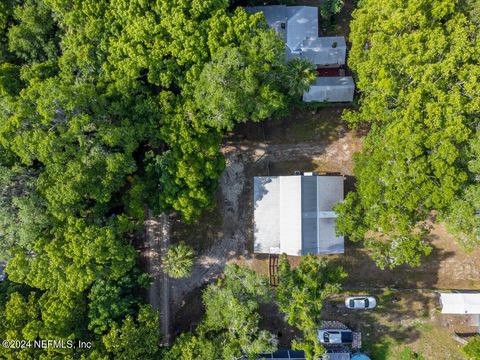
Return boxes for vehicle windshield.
[364,298,369,307]
[349,299,355,307]
[323,333,330,342]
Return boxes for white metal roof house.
[253,175,344,256]
[440,293,480,314]
[303,76,355,103]
[244,6,346,66]
[244,5,354,103]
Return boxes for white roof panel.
[279,176,303,256]
[440,293,480,314]
[301,37,346,65]
[253,177,281,253]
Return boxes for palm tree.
[162,242,195,279]
[285,58,317,98]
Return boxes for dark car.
[317,329,353,344]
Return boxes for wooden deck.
[269,253,279,287]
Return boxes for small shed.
[440,293,480,314]
[303,77,355,103]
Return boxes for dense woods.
[336,0,480,269]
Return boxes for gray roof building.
[244,5,354,103]
[245,5,318,55]
[253,175,344,256]
[303,77,355,103]
[245,5,348,67]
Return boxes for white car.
[345,296,377,309]
[318,329,353,344]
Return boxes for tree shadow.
[226,106,352,145]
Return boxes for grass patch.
[399,347,425,360]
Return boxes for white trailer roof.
[303,76,355,103]
[440,293,480,314]
[253,175,344,256]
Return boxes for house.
[244,5,345,67]
[253,174,344,256]
[303,77,355,103]
[439,292,480,331]
[440,293,480,314]
[244,5,354,103]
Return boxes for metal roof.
[440,293,480,314]
[285,6,319,51]
[244,6,318,52]
[244,5,288,43]
[253,175,344,256]
[303,76,355,103]
[300,37,346,65]
[257,349,306,359]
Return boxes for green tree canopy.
[163,242,195,279]
[101,305,161,360]
[336,0,480,268]
[166,264,277,360]
[463,336,480,360]
[276,255,346,360]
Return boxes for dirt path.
[145,211,171,345]
[170,151,250,309]
[223,131,362,165]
